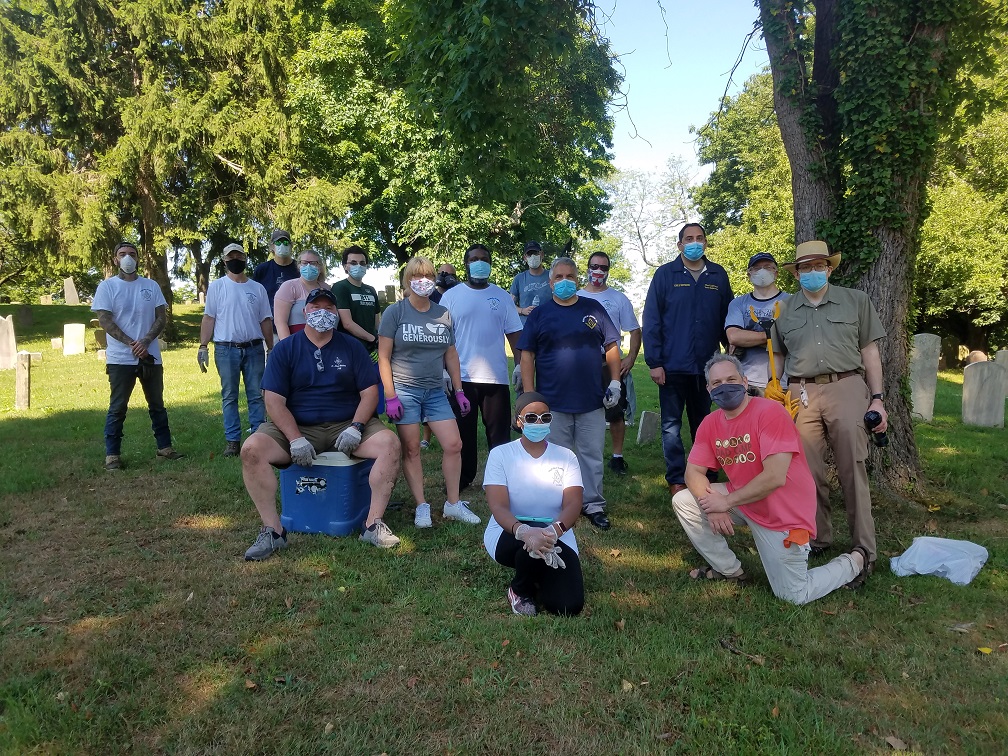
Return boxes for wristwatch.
[871,393,883,401]
[350,421,366,433]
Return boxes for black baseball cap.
[747,252,777,269]
[305,288,338,306]
[523,240,542,254]
[271,229,291,244]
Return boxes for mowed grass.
[1,304,1006,754]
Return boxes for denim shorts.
[394,385,456,425]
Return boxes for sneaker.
[360,519,401,549]
[609,456,628,475]
[443,500,481,524]
[104,455,122,471]
[507,586,537,617]
[156,446,185,460]
[414,503,433,529]
[222,440,241,457]
[419,440,430,450]
[244,526,288,561]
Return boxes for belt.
[788,370,860,386]
[214,339,263,349]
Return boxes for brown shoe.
[669,483,687,496]
[104,455,123,471]
[156,446,185,460]
[222,440,241,457]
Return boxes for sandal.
[844,546,873,590]
[688,564,749,584]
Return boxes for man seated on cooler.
[671,354,868,604]
[241,288,402,560]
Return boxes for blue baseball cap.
[747,252,777,269]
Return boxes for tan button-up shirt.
[771,284,885,378]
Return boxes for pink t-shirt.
[688,397,817,535]
[275,278,330,332]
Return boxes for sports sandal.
[844,546,873,590]
[688,564,749,584]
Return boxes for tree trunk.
[190,242,212,297]
[137,163,176,340]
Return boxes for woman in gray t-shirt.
[378,256,482,529]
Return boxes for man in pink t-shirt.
[671,354,869,604]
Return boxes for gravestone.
[63,277,80,305]
[997,349,1008,399]
[0,315,16,370]
[39,294,52,305]
[966,350,988,364]
[29,352,42,365]
[16,352,31,409]
[63,323,86,356]
[909,333,940,422]
[15,305,33,328]
[94,329,107,349]
[198,291,205,305]
[385,285,397,304]
[962,362,1005,428]
[377,290,387,307]
[636,410,660,445]
[939,336,958,368]
[51,337,63,350]
[96,349,107,362]
[158,337,167,352]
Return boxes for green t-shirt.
[332,278,380,344]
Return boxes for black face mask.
[225,259,247,274]
[436,273,458,290]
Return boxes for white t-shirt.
[204,276,273,343]
[482,439,583,556]
[91,275,167,365]
[439,283,522,384]
[577,287,640,357]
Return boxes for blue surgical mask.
[300,263,319,281]
[682,242,705,261]
[468,260,491,281]
[553,280,577,300]
[349,264,366,280]
[799,270,828,292]
[521,422,551,442]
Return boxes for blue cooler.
[279,451,374,537]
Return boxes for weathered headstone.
[63,323,86,356]
[909,333,940,422]
[63,277,80,305]
[997,349,1008,399]
[636,410,660,445]
[158,337,167,352]
[385,285,397,304]
[198,291,205,305]
[29,352,42,365]
[51,337,63,350]
[15,304,33,328]
[16,352,31,409]
[39,294,53,305]
[96,349,107,362]
[89,318,100,328]
[939,336,959,369]
[377,290,387,307]
[0,315,17,370]
[966,350,988,364]
[962,362,1005,428]
[94,329,108,349]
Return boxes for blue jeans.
[214,343,266,441]
[658,373,714,486]
[104,362,173,455]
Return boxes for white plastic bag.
[889,536,988,585]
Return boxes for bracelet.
[871,393,883,401]
[552,520,566,536]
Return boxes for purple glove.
[385,395,404,422]
[455,390,471,417]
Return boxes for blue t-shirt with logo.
[517,296,619,414]
[252,259,300,313]
[261,330,377,426]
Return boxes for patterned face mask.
[305,308,338,333]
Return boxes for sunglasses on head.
[521,412,552,424]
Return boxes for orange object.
[783,528,810,548]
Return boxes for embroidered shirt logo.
[548,466,564,486]
[141,288,153,301]
[488,297,500,311]
[582,315,598,330]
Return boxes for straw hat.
[781,240,841,274]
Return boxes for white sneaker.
[359,519,400,549]
[443,500,481,525]
[414,502,433,528]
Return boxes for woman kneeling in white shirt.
[483,391,584,617]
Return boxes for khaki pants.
[793,375,876,561]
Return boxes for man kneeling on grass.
[241,288,402,559]
[671,354,869,604]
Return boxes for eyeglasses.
[521,412,552,424]
[796,263,830,273]
[313,348,324,372]
[588,264,609,272]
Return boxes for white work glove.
[442,369,453,395]
[334,425,362,454]
[532,544,567,570]
[197,345,209,373]
[511,366,523,393]
[289,436,317,467]
[515,524,557,556]
[603,379,621,409]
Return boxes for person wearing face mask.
[724,252,791,396]
[483,392,585,617]
[92,241,184,470]
[642,222,733,498]
[252,229,300,318]
[440,244,524,491]
[378,256,481,529]
[429,263,458,304]
[331,245,381,353]
[241,288,403,559]
[273,251,330,340]
[670,354,869,602]
[198,243,274,457]
[509,240,551,324]
[518,257,622,530]
[771,240,886,590]
[578,250,642,476]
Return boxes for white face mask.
[527,254,541,269]
[119,255,138,274]
[750,269,776,288]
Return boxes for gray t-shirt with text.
[378,298,455,389]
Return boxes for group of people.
[91,223,889,617]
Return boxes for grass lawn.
[1,304,1006,754]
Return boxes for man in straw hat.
[771,240,886,589]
